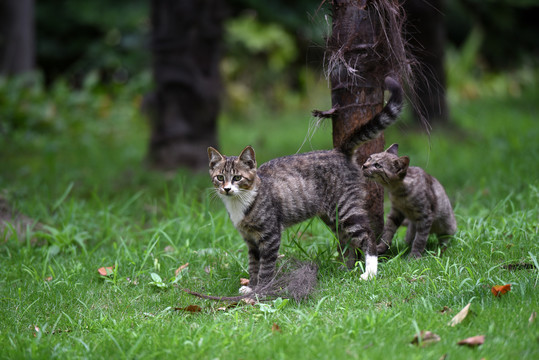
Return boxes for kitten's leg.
[404,222,416,245]
[409,218,433,258]
[377,209,405,254]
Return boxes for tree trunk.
[0,0,35,76]
[404,0,448,125]
[144,0,228,171]
[328,0,406,240]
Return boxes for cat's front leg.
[241,239,260,294]
[255,231,281,290]
[377,209,405,254]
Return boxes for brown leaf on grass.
[272,323,282,333]
[448,303,471,327]
[439,306,451,314]
[240,278,250,286]
[217,302,239,311]
[457,335,485,347]
[175,263,189,277]
[411,330,441,347]
[97,266,114,276]
[242,298,257,305]
[175,305,202,313]
[529,311,537,325]
[45,276,53,282]
[491,284,511,297]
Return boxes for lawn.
[0,66,538,359]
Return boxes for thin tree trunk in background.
[328,0,408,240]
[0,0,35,76]
[404,0,448,125]
[145,0,228,171]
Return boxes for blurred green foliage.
[32,0,538,87]
[35,0,149,85]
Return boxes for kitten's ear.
[395,156,410,179]
[386,143,399,155]
[239,146,257,169]
[208,147,224,170]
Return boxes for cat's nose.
[224,187,231,194]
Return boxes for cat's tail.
[338,76,403,158]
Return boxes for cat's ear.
[386,143,399,155]
[208,147,224,170]
[395,156,410,179]
[239,146,257,170]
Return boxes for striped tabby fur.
[208,77,403,293]
[362,144,457,258]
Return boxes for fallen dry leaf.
[529,311,537,325]
[175,305,202,313]
[457,335,485,347]
[439,306,451,314]
[242,298,257,305]
[97,266,114,276]
[491,284,511,297]
[175,263,189,277]
[448,303,471,327]
[411,330,441,347]
[217,302,239,311]
[272,323,282,333]
[240,278,250,286]
[45,276,53,282]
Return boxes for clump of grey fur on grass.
[184,259,319,303]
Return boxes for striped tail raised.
[338,76,403,158]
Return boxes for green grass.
[1,68,538,359]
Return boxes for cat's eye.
[374,163,382,169]
[216,175,224,181]
[232,175,242,182]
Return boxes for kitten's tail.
[338,76,403,158]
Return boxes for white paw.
[239,286,253,295]
[360,254,378,280]
[360,271,375,281]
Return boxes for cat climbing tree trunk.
[327,0,409,239]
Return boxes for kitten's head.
[362,143,410,185]
[207,146,258,198]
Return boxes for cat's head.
[362,143,410,185]
[207,146,258,197]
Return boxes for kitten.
[208,77,403,294]
[362,144,457,258]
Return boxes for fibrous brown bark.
[327,0,409,239]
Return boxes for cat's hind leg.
[341,214,378,280]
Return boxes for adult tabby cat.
[208,77,403,294]
[362,144,457,258]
